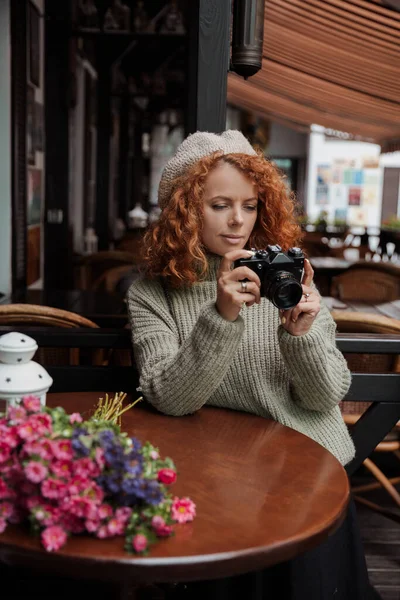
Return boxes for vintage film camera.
[234,245,305,310]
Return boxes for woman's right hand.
[216,250,261,322]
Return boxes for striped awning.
[227,0,400,149]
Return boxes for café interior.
[1,1,400,599]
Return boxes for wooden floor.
[353,466,400,600]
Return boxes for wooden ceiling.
[227,0,400,150]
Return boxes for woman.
[127,131,378,600]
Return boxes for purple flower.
[129,437,142,453]
[121,476,143,497]
[104,445,125,469]
[97,473,121,495]
[71,437,90,457]
[71,428,90,457]
[98,430,115,446]
[142,480,164,506]
[125,456,143,478]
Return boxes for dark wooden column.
[117,93,130,222]
[95,49,112,251]
[44,0,72,289]
[186,0,231,135]
[10,0,27,293]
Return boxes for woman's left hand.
[279,259,320,337]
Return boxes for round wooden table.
[0,392,349,586]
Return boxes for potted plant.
[313,210,329,233]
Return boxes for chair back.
[332,311,400,420]
[92,264,140,294]
[331,261,400,302]
[75,251,136,290]
[0,305,101,366]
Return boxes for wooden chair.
[0,304,103,366]
[333,311,400,519]
[75,251,137,290]
[331,261,400,302]
[92,264,141,294]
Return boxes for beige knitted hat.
[158,130,257,209]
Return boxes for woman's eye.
[245,205,257,211]
[212,204,226,210]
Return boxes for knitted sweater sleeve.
[126,278,245,416]
[277,301,351,412]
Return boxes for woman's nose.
[229,210,244,226]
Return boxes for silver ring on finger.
[240,281,247,293]
[304,292,310,302]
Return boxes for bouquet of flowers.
[0,393,196,554]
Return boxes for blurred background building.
[0,0,399,297]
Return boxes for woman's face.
[201,162,258,256]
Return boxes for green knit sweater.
[127,257,355,465]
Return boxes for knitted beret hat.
[158,130,257,209]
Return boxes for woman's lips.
[221,235,244,244]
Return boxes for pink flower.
[24,440,53,461]
[7,405,27,424]
[85,519,101,533]
[155,523,174,537]
[17,420,39,442]
[59,513,85,534]
[67,476,91,495]
[0,518,7,533]
[96,525,112,539]
[62,496,92,519]
[29,413,52,435]
[151,515,173,537]
[69,413,83,424]
[151,515,165,530]
[98,504,113,520]
[149,450,159,460]
[41,506,62,527]
[24,461,48,483]
[82,481,104,504]
[41,526,67,552]
[41,478,67,500]
[0,424,19,448]
[0,443,11,464]
[0,501,14,519]
[132,533,148,553]
[0,478,12,500]
[51,460,73,480]
[94,447,105,470]
[52,439,73,461]
[115,507,132,524]
[0,456,20,477]
[22,396,41,413]
[157,468,177,485]
[171,497,196,524]
[25,495,42,510]
[107,518,124,536]
[73,458,100,478]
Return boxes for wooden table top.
[0,392,349,585]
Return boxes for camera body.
[234,245,305,310]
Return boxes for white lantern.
[0,332,53,412]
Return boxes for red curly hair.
[142,151,303,287]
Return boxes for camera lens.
[266,271,303,310]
